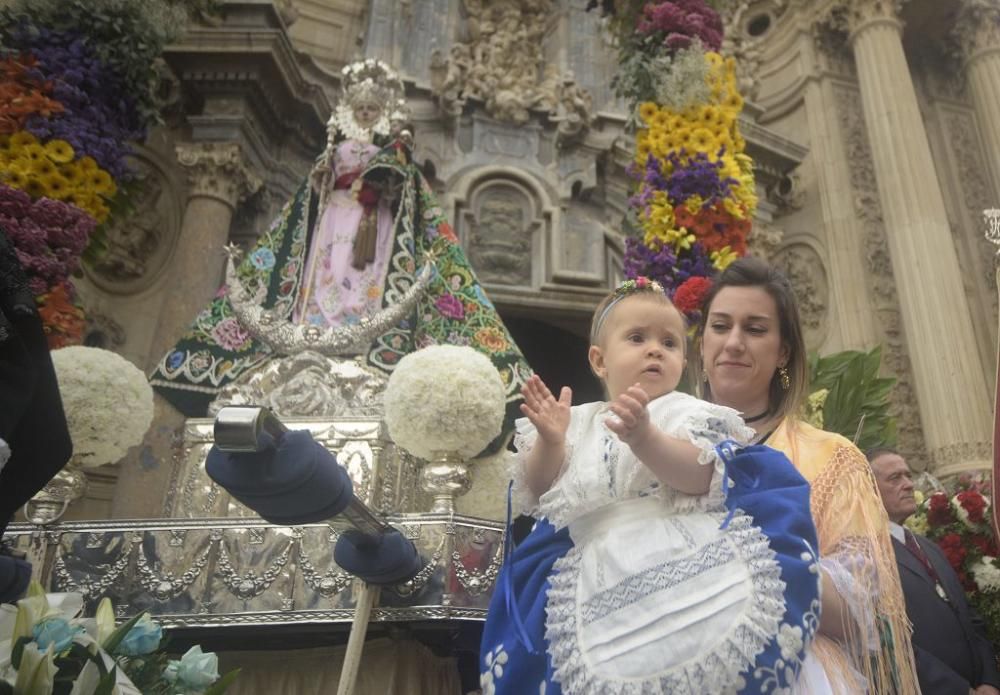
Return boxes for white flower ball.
[383,345,505,460]
[52,346,154,468]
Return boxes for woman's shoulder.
[778,419,867,478]
[788,419,849,444]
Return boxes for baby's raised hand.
[606,383,652,447]
[520,375,571,444]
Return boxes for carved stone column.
[846,0,992,474]
[955,0,1000,197]
[116,143,261,519]
[150,142,262,360]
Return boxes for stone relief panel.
[771,241,828,349]
[84,152,182,295]
[834,84,928,469]
[456,178,547,287]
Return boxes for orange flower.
[37,283,86,349]
[473,326,509,354]
[438,221,458,242]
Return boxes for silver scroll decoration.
[224,247,433,356]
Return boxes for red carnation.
[927,492,955,527]
[970,534,997,558]
[673,276,712,315]
[937,532,967,574]
[956,490,988,524]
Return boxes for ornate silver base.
[24,463,88,525]
[420,452,472,515]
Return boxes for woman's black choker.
[744,410,771,424]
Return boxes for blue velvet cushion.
[334,529,423,585]
[205,430,353,525]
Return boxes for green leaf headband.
[591,276,667,343]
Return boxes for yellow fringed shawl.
[769,419,920,695]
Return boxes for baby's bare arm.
[520,375,572,498]
[606,385,712,495]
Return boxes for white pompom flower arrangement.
[52,346,154,468]
[383,345,505,460]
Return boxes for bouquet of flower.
[50,347,154,469]
[0,582,237,694]
[601,0,756,323]
[383,345,506,460]
[906,473,1000,646]
[0,0,204,347]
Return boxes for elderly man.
[868,447,1000,695]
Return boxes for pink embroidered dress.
[293,139,395,327]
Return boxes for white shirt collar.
[889,521,905,543]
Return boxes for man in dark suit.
[869,448,1000,695]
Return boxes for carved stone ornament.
[223,248,433,356]
[951,0,1000,65]
[175,142,263,209]
[746,220,784,261]
[771,243,828,346]
[208,351,388,418]
[429,0,592,133]
[86,157,176,292]
[718,0,788,103]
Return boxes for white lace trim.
[544,510,787,694]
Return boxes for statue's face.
[353,101,382,128]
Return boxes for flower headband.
[591,276,666,342]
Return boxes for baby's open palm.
[520,375,571,444]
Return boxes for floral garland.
[1,581,237,694]
[906,473,1000,647]
[0,0,200,348]
[604,0,756,323]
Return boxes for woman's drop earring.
[778,366,790,391]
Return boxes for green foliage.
[969,590,1000,652]
[808,345,897,451]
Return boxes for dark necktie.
[904,528,949,602]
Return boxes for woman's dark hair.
[695,257,808,421]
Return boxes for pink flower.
[435,293,465,320]
[210,317,251,351]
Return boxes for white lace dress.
[508,391,811,694]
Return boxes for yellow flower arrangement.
[43,139,74,163]
[710,246,738,270]
[9,130,36,148]
[639,101,658,123]
[1,130,116,222]
[689,127,717,153]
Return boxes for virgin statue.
[150,59,529,426]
